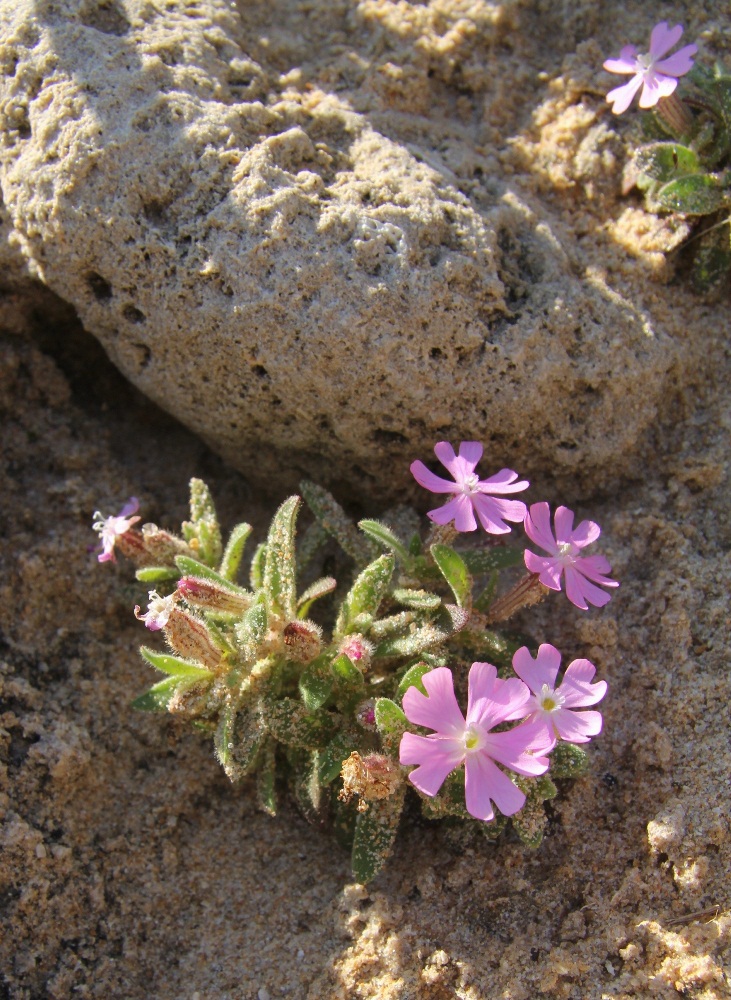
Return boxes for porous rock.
[0,0,674,500]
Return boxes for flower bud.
[178,576,251,615]
[339,752,401,812]
[354,699,377,731]
[141,523,191,564]
[164,608,222,670]
[338,634,373,673]
[167,681,214,720]
[115,529,153,566]
[283,619,322,664]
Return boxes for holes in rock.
[251,364,268,379]
[372,428,408,445]
[122,304,145,324]
[429,347,445,360]
[79,0,130,36]
[86,272,112,301]
[132,343,151,370]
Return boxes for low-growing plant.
[93,442,617,882]
[604,20,731,291]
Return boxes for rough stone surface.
[0,0,682,500]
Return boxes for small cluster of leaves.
[124,479,588,882]
[635,63,731,291]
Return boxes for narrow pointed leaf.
[331,654,365,710]
[135,566,179,584]
[368,610,414,639]
[392,588,441,611]
[214,702,266,780]
[234,602,268,660]
[358,520,412,566]
[299,658,334,710]
[351,789,405,883]
[430,544,472,609]
[219,522,253,582]
[131,676,180,712]
[318,732,356,785]
[461,547,523,574]
[264,697,336,749]
[300,479,373,564]
[263,496,300,619]
[335,553,394,638]
[183,478,223,567]
[256,738,278,816]
[250,542,267,590]
[297,576,337,618]
[140,647,214,679]
[374,605,468,658]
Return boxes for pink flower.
[523,503,619,610]
[512,644,606,745]
[399,664,554,822]
[410,441,529,534]
[134,590,178,631]
[92,498,141,562]
[604,22,697,115]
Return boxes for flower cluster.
[411,440,618,610]
[400,647,606,821]
[92,447,616,881]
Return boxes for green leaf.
[634,142,701,183]
[463,628,527,668]
[351,789,405,883]
[430,544,472,609]
[461,547,523,574]
[297,576,337,619]
[256,738,278,816]
[175,555,249,595]
[131,676,181,712]
[300,480,374,565]
[374,605,468,658]
[183,478,223,568]
[219,522,253,582]
[318,732,356,785]
[264,696,337,749]
[140,647,214,680]
[655,173,727,214]
[214,702,267,780]
[368,610,414,639]
[299,658,334,710]
[396,661,433,701]
[549,742,589,779]
[473,571,499,614]
[691,220,731,291]
[234,602,268,661]
[297,520,330,573]
[419,769,470,821]
[287,747,324,823]
[335,553,394,638]
[263,496,300,619]
[250,542,267,590]
[374,697,407,738]
[135,566,179,584]
[357,520,412,566]
[392,588,441,611]
[331,654,366,711]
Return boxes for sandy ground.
[2,1,731,998]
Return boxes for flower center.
[557,541,576,562]
[636,52,655,73]
[463,724,484,753]
[462,473,480,495]
[538,683,565,713]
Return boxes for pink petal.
[603,45,638,74]
[573,554,618,586]
[465,754,525,820]
[119,497,140,518]
[553,506,576,546]
[649,21,683,60]
[402,666,466,737]
[482,723,552,776]
[466,663,529,730]
[98,550,115,563]
[400,733,464,795]
[639,74,677,108]
[477,469,530,494]
[654,44,697,77]
[570,518,601,549]
[472,494,525,535]
[428,494,477,532]
[524,551,563,590]
[410,460,460,495]
[512,644,561,694]
[563,566,613,610]
[523,502,556,554]
[606,74,644,114]
[552,708,603,743]
[434,441,481,483]
[558,659,607,708]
